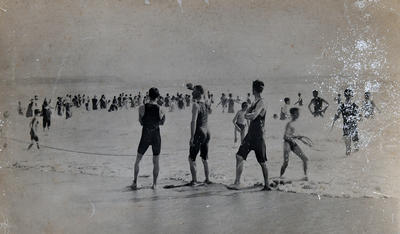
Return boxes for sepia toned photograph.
[0,0,400,233]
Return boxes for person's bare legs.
[353,137,359,152]
[27,142,33,150]
[152,155,159,189]
[240,129,245,143]
[259,162,270,190]
[344,136,351,156]
[188,156,197,184]
[202,159,211,183]
[234,128,238,143]
[132,153,144,189]
[293,146,308,180]
[280,143,290,177]
[233,154,244,186]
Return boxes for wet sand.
[1,168,398,234]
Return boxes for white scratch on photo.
[89,200,96,218]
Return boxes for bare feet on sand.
[204,179,212,184]
[130,182,137,190]
[261,186,272,191]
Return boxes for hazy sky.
[0,0,399,86]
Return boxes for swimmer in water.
[308,90,329,117]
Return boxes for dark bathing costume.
[137,103,163,156]
[189,101,210,161]
[236,123,245,131]
[237,99,267,163]
[284,136,298,151]
[313,97,323,116]
[338,102,359,141]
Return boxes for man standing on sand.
[131,87,165,190]
[188,85,211,185]
[232,80,270,191]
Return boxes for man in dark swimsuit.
[92,96,98,110]
[308,90,329,117]
[333,88,360,156]
[26,99,34,118]
[131,87,165,190]
[188,85,211,185]
[42,100,52,132]
[232,80,270,191]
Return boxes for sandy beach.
[1,0,400,233]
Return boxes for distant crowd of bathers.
[19,81,380,190]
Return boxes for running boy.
[232,80,270,191]
[188,85,211,185]
[131,87,165,190]
[232,102,248,144]
[280,107,310,180]
[333,88,360,156]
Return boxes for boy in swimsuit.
[232,80,270,191]
[233,102,248,144]
[131,87,165,190]
[294,93,303,106]
[188,85,211,185]
[280,107,309,180]
[308,90,329,117]
[280,97,290,120]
